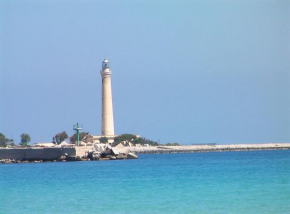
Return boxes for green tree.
[0,133,9,147]
[164,142,179,146]
[99,137,108,143]
[112,134,158,147]
[70,132,88,144]
[114,134,137,144]
[133,137,158,146]
[20,133,31,147]
[53,131,68,145]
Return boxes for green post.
[73,123,83,147]
[77,123,80,146]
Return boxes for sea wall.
[0,147,76,160]
[0,145,138,163]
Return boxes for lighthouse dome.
[102,59,110,68]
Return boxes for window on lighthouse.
[102,62,110,68]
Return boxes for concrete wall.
[0,147,76,160]
[75,146,94,157]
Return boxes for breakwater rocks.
[0,144,138,164]
[0,152,138,164]
[88,144,138,161]
[128,143,290,155]
[0,159,60,164]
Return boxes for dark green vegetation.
[0,133,28,147]
[70,132,88,144]
[0,133,10,147]
[53,131,68,145]
[112,134,158,147]
[99,137,108,143]
[164,143,179,146]
[19,133,31,146]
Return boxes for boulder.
[88,151,98,160]
[127,152,138,159]
[104,146,112,155]
[100,153,107,158]
[112,148,120,156]
[66,157,76,161]
[94,144,103,152]
[105,155,117,160]
[99,158,110,161]
[94,143,108,153]
[93,155,100,160]
[109,156,117,160]
[91,151,101,160]
[4,159,11,164]
[58,156,66,160]
[116,153,127,159]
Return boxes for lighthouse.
[100,59,115,136]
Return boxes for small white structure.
[59,141,69,146]
[33,142,56,147]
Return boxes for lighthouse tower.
[100,59,115,136]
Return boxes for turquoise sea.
[1,150,290,214]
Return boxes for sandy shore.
[123,143,290,154]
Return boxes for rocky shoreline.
[0,153,138,164]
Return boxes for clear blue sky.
[1,0,289,144]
